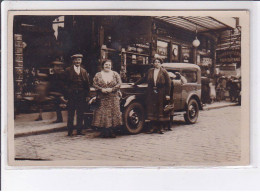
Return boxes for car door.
[180,70,199,108]
[167,69,182,111]
[172,79,182,111]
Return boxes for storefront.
[216,48,241,77]
[61,16,226,82]
[13,16,61,101]
[216,25,241,77]
[153,16,237,77]
[13,15,237,100]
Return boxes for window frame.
[181,70,198,83]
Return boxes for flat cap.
[71,54,83,58]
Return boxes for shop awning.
[154,16,236,33]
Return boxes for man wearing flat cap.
[63,53,90,136]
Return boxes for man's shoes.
[157,130,164,134]
[67,131,73,136]
[77,131,84,136]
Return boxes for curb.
[203,103,238,111]
[15,126,67,138]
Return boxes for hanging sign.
[216,49,241,64]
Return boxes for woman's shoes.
[99,129,106,138]
[109,132,116,138]
[146,129,164,134]
[146,129,155,134]
[77,131,84,136]
[108,128,116,138]
[99,128,117,138]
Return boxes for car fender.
[124,95,137,107]
[185,92,203,110]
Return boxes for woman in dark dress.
[136,58,171,134]
[92,60,122,138]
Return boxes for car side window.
[167,70,180,79]
[181,70,197,83]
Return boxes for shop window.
[157,40,169,61]
[201,57,212,67]
[181,47,191,63]
[172,44,179,62]
[182,70,197,83]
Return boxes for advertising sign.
[216,49,241,64]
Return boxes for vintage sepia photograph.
[7,11,249,166]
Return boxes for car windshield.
[124,65,152,83]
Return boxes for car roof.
[161,63,201,71]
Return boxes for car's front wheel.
[184,99,199,124]
[123,102,145,134]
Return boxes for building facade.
[13,15,237,98]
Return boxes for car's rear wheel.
[184,99,199,124]
[123,102,145,134]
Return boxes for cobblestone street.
[14,106,241,166]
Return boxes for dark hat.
[71,54,83,59]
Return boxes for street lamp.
[192,37,200,48]
[192,26,200,48]
[192,26,200,65]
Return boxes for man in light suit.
[63,54,90,136]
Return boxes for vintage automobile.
[87,63,202,135]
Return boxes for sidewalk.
[14,101,238,137]
[15,111,68,137]
[202,101,238,111]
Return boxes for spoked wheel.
[184,99,199,124]
[123,102,145,134]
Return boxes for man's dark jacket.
[63,65,90,99]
